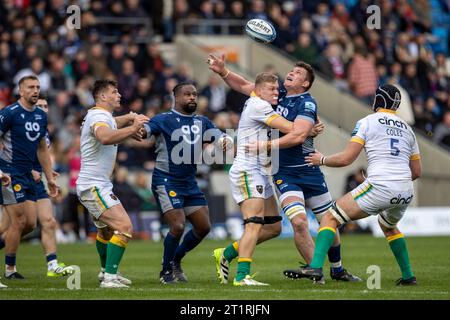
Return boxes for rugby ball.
[245,19,277,44]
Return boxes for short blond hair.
[255,72,278,86]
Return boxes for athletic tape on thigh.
[329,202,351,224]
[282,202,306,220]
[377,212,397,229]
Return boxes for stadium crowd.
[0,0,449,240]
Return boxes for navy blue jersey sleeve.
[144,115,163,138]
[202,116,223,143]
[296,100,317,124]
[0,108,12,136]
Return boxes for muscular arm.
[306,141,364,167]
[37,138,54,181]
[114,113,135,128]
[208,54,254,95]
[409,159,422,180]
[94,124,139,145]
[272,119,314,149]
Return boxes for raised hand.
[207,53,227,76]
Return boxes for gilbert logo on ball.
[245,19,277,44]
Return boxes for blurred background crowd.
[0,0,449,241]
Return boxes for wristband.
[221,68,230,79]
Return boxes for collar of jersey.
[91,106,111,113]
[285,91,309,98]
[171,108,195,117]
[18,101,36,112]
[377,108,396,114]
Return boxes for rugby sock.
[310,227,336,269]
[162,232,180,271]
[223,242,239,262]
[96,234,108,268]
[5,254,16,274]
[328,245,343,273]
[173,230,202,263]
[0,236,5,250]
[235,258,252,282]
[46,253,58,270]
[387,233,414,279]
[105,235,127,275]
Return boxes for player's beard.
[182,102,197,114]
[28,95,38,105]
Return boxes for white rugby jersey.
[351,108,420,182]
[233,95,280,170]
[76,107,118,189]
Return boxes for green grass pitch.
[0,235,449,300]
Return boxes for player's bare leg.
[37,198,73,277]
[233,198,268,286]
[171,206,210,282]
[0,206,11,250]
[97,204,133,288]
[213,196,280,284]
[3,200,37,279]
[282,196,315,263]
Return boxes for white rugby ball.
[245,19,277,44]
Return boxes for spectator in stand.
[433,110,450,149]
[247,0,268,20]
[316,42,348,91]
[292,33,319,66]
[347,45,378,104]
[118,59,139,105]
[200,74,226,115]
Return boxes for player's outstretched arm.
[37,138,59,197]
[305,141,364,167]
[115,112,138,128]
[410,158,422,181]
[95,114,148,145]
[207,53,255,96]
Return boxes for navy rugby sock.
[173,230,202,263]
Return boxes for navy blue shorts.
[35,180,49,200]
[151,174,207,214]
[0,171,37,205]
[273,166,333,216]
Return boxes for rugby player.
[290,84,420,285]
[76,79,148,288]
[143,83,231,284]
[0,75,58,280]
[208,54,360,284]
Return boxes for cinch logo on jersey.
[13,184,22,192]
[169,191,177,197]
[378,117,407,130]
[390,194,413,205]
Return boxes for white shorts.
[76,184,121,228]
[229,166,274,204]
[351,179,414,228]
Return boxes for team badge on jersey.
[256,185,263,194]
[110,194,118,201]
[169,191,177,197]
[14,184,22,192]
[276,179,283,185]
